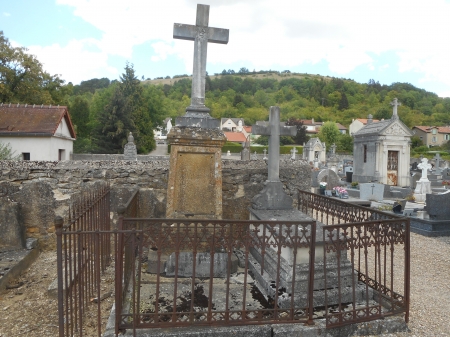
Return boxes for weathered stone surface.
[166,127,227,219]
[0,197,23,250]
[425,191,450,220]
[165,252,238,277]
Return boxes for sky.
[2,0,450,98]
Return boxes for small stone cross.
[290,147,298,160]
[252,151,257,160]
[371,184,375,194]
[252,106,297,182]
[330,143,336,156]
[434,153,442,174]
[418,158,432,181]
[263,149,268,160]
[390,98,401,119]
[173,4,229,113]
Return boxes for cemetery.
[1,3,450,337]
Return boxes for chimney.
[367,114,373,124]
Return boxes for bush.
[222,142,243,153]
[0,142,18,160]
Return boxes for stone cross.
[263,149,268,160]
[434,153,442,174]
[252,106,297,182]
[390,98,401,119]
[330,143,336,156]
[252,151,257,160]
[173,4,229,113]
[290,147,298,160]
[418,158,432,181]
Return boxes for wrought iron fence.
[56,183,111,337]
[115,218,317,335]
[298,189,410,328]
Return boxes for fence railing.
[56,183,111,337]
[298,189,410,327]
[114,218,317,335]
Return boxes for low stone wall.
[0,159,311,251]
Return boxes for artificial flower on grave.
[319,182,327,188]
[333,186,347,194]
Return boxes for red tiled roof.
[336,123,347,130]
[243,126,252,133]
[413,126,450,134]
[0,104,76,138]
[224,132,247,142]
[356,118,380,124]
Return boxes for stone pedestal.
[123,132,137,161]
[414,179,431,203]
[166,126,227,219]
[248,208,368,308]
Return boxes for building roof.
[224,132,247,142]
[221,118,245,124]
[336,123,347,130]
[243,126,252,133]
[413,126,450,134]
[356,118,380,124]
[0,104,76,138]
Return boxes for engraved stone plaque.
[173,152,215,215]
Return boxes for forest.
[2,31,450,154]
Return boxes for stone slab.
[359,183,384,202]
[165,252,238,277]
[0,247,39,294]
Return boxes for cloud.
[45,0,450,96]
[27,39,118,84]
[3,12,11,16]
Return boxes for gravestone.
[251,151,258,160]
[166,4,229,219]
[241,136,250,160]
[123,132,137,161]
[0,197,23,250]
[290,147,298,160]
[414,157,432,203]
[433,153,442,174]
[425,191,450,220]
[251,106,297,209]
[359,183,384,201]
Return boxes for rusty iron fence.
[55,186,410,336]
[56,183,111,337]
[298,189,410,328]
[115,217,317,335]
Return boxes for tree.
[285,117,309,144]
[0,31,66,104]
[337,133,353,153]
[238,67,249,74]
[69,96,90,138]
[318,121,341,146]
[0,142,18,160]
[411,136,423,148]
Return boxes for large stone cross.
[418,157,432,181]
[252,106,297,182]
[251,106,297,210]
[174,4,229,114]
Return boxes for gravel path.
[0,232,449,337]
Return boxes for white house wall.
[55,118,73,138]
[1,136,73,161]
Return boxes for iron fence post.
[55,216,65,337]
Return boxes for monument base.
[175,110,220,129]
[166,126,226,219]
[251,181,293,210]
[414,180,431,203]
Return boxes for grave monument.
[414,157,432,203]
[166,4,229,219]
[249,111,365,308]
[123,132,137,161]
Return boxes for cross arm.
[280,125,297,137]
[173,23,196,41]
[208,27,229,44]
[252,124,271,136]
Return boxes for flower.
[442,180,450,186]
[333,186,347,194]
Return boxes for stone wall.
[0,159,311,250]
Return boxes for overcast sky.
[2,0,450,97]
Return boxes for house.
[352,100,413,187]
[0,104,76,161]
[220,118,245,132]
[300,119,347,136]
[349,118,380,135]
[223,132,247,146]
[412,126,450,147]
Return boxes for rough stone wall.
[0,159,311,250]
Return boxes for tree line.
[2,30,450,155]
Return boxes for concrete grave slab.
[359,183,384,201]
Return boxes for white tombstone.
[290,147,298,160]
[227,150,231,156]
[414,157,432,203]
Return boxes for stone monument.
[241,136,250,160]
[251,107,297,209]
[414,157,432,203]
[290,147,298,160]
[123,132,137,161]
[433,153,442,175]
[166,4,229,219]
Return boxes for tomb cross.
[252,106,297,182]
[290,147,298,159]
[330,143,336,155]
[371,184,375,194]
[418,158,432,180]
[434,153,441,174]
[263,149,268,160]
[173,4,229,112]
[390,98,401,119]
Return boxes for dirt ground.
[0,251,115,337]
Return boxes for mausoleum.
[352,99,413,186]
